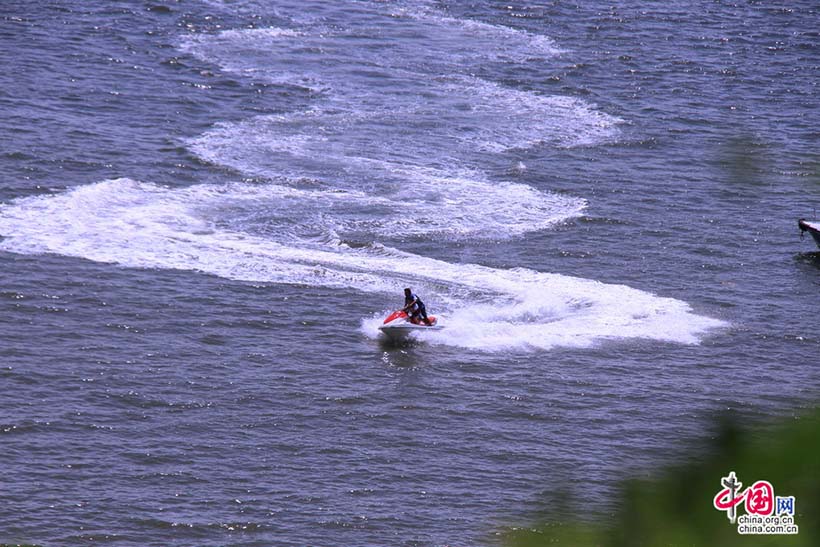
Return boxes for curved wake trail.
[0,0,725,351]
[0,179,724,351]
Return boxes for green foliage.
[507,410,820,547]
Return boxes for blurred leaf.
[507,410,819,547]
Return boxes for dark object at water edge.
[798,219,820,249]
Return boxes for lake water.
[1,1,818,545]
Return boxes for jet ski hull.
[378,310,442,342]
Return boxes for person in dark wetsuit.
[402,287,432,325]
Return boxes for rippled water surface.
[1,1,818,546]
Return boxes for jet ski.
[378,310,443,342]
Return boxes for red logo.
[745,481,774,516]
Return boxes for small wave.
[0,420,53,435]
[406,6,566,60]
[134,516,267,533]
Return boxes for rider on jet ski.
[402,288,432,326]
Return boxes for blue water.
[1,1,818,545]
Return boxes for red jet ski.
[378,310,442,342]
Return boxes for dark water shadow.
[377,335,427,369]
[794,251,820,271]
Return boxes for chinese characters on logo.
[713,472,798,535]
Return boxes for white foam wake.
[0,4,724,351]
[188,117,586,239]
[0,180,724,351]
[178,1,620,246]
